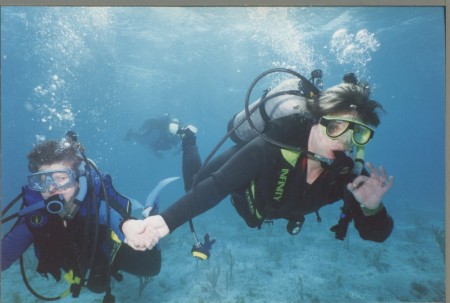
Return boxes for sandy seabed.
[1,202,445,303]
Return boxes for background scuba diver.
[124,113,183,158]
[121,74,395,253]
[0,135,165,301]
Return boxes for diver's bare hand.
[145,215,170,238]
[346,162,394,210]
[123,219,159,251]
[140,215,170,250]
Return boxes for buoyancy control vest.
[230,147,307,232]
[21,166,131,284]
[231,145,357,234]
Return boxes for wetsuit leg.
[182,132,243,191]
[112,245,161,277]
[181,134,202,192]
[195,144,242,182]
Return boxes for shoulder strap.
[99,174,132,219]
[86,161,132,220]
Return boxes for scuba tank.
[227,69,323,145]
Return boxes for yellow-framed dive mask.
[319,116,375,146]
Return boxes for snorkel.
[74,161,88,204]
[353,145,365,175]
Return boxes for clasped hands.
[346,161,394,210]
[122,215,170,251]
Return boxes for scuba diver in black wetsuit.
[122,70,394,254]
[124,113,183,158]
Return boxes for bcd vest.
[22,169,130,282]
[230,149,303,229]
[230,147,354,231]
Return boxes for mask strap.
[74,161,88,205]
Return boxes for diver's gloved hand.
[192,233,216,260]
[202,233,216,251]
[177,125,198,137]
[330,215,350,240]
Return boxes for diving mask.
[27,169,77,192]
[319,116,374,146]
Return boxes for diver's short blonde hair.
[306,83,384,127]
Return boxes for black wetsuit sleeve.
[160,138,277,232]
[349,193,394,242]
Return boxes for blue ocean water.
[1,6,445,303]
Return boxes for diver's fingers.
[125,238,148,251]
[122,219,154,251]
[378,166,393,183]
[382,176,394,191]
[122,219,146,236]
[146,215,170,238]
[142,227,160,250]
[347,175,369,191]
[365,162,379,179]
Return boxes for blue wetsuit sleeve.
[98,202,125,242]
[1,218,34,270]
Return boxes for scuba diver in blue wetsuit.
[124,113,183,158]
[121,70,394,254]
[1,126,203,302]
